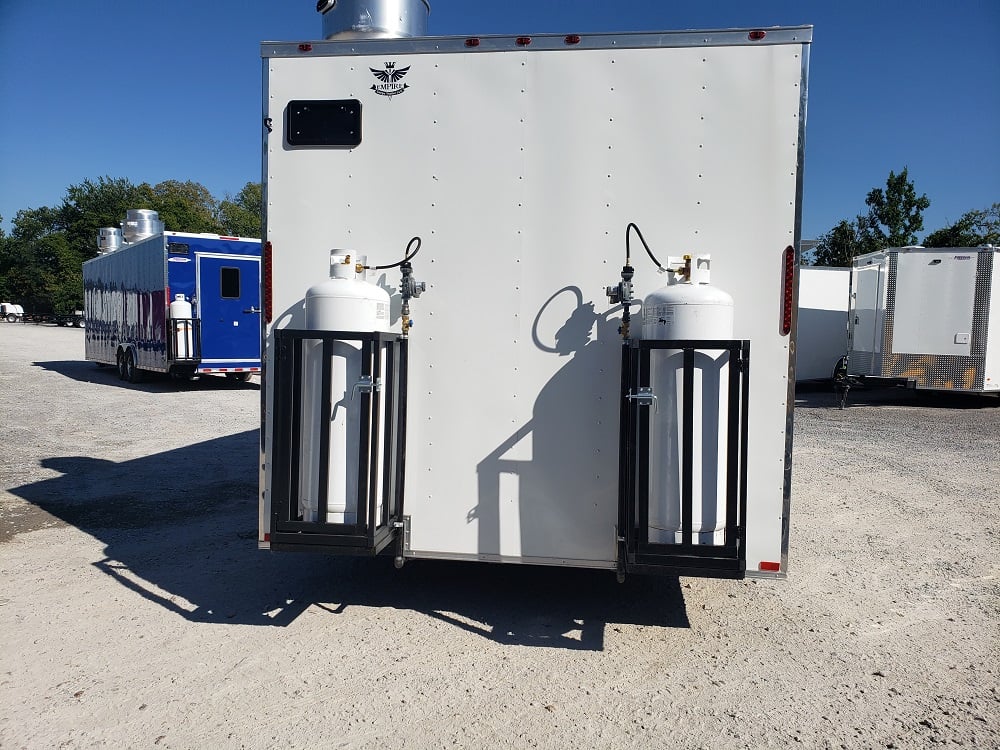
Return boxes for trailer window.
[286,99,362,147]
[220,267,240,298]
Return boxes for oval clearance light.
[465,38,480,48]
[781,245,795,335]
[565,34,581,45]
[748,30,767,41]
[516,36,532,47]
[759,561,781,572]
[298,43,313,52]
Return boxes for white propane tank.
[169,294,194,359]
[642,255,735,545]
[299,254,391,525]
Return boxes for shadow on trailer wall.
[8,429,690,647]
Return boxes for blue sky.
[0,1,997,241]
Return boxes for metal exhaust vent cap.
[319,0,430,40]
[121,209,164,243]
[97,227,124,253]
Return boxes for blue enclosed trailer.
[84,220,261,383]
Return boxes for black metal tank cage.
[269,329,408,558]
[617,338,751,580]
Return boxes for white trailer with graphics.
[259,2,810,580]
[844,246,1000,396]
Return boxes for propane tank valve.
[672,255,693,282]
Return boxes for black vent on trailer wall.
[286,100,363,147]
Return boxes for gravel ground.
[1,323,998,749]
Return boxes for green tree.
[60,176,148,259]
[217,182,262,237]
[0,176,253,313]
[0,218,80,313]
[812,218,866,267]
[858,167,930,250]
[812,168,931,267]
[922,203,999,247]
[146,180,220,234]
[0,215,9,301]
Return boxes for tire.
[5,313,17,323]
[124,350,143,384]
[117,351,127,380]
[75,318,85,329]
[226,372,253,383]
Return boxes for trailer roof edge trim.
[262,26,813,57]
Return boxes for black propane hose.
[626,222,665,273]
[367,236,422,271]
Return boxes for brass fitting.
[674,254,693,281]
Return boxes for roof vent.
[121,209,164,243]
[97,227,124,254]
[319,0,430,40]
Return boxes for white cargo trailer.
[259,4,810,580]
[846,246,1000,393]
[796,266,850,382]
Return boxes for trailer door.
[849,263,884,375]
[196,254,262,368]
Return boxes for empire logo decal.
[370,62,410,98]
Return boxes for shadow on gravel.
[31,359,259,392]
[794,383,1000,410]
[8,431,689,650]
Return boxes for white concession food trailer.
[259,1,810,580]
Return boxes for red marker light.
[748,30,767,41]
[759,561,781,572]
[515,36,532,47]
[298,43,313,52]
[565,34,581,45]
[465,38,480,48]
[263,241,273,323]
[264,533,271,542]
[781,245,795,335]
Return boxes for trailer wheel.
[116,351,127,380]
[226,372,253,383]
[124,350,143,384]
